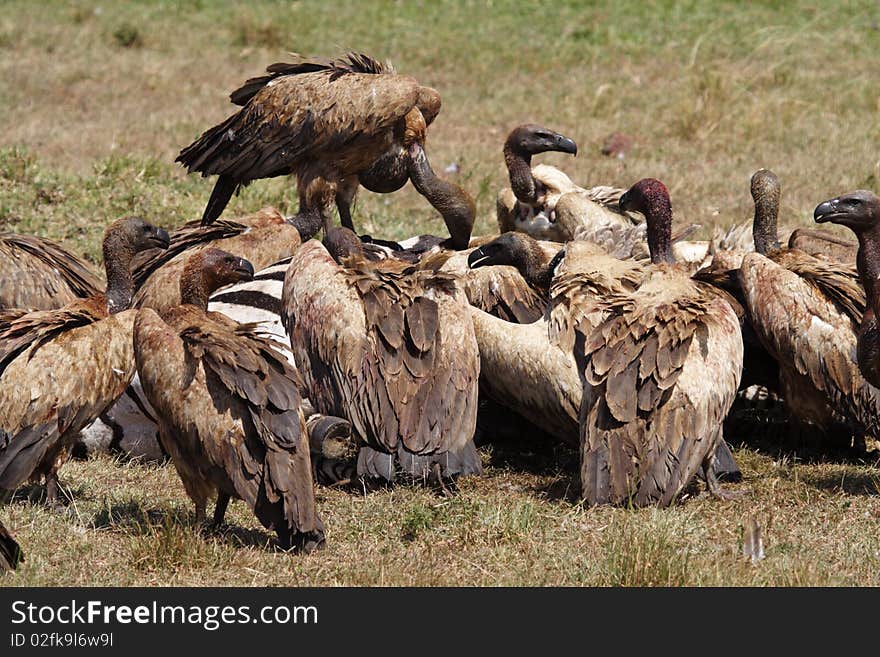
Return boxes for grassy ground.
[2,0,880,586]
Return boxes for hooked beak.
[235,258,255,281]
[813,199,842,224]
[467,247,490,269]
[553,134,578,156]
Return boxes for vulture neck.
[288,206,326,243]
[752,188,781,255]
[856,227,880,305]
[513,242,560,291]
[102,235,137,314]
[179,263,212,311]
[855,226,880,389]
[503,143,537,205]
[407,143,474,250]
[643,198,676,265]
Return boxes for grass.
[2,0,880,586]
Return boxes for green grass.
[2,0,880,586]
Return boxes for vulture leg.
[704,453,749,501]
[212,492,231,529]
[44,475,60,507]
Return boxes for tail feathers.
[0,521,23,571]
[0,423,54,495]
[356,441,483,484]
[200,176,238,226]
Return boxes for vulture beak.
[553,134,578,156]
[468,247,490,269]
[235,258,255,281]
[813,198,841,224]
[153,228,171,249]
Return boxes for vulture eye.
[846,198,863,207]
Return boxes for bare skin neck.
[102,236,136,314]
[503,143,537,205]
[854,226,880,388]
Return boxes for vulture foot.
[705,465,750,502]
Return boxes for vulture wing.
[133,307,321,542]
[579,277,743,507]
[0,233,102,310]
[739,252,880,435]
[0,308,137,494]
[177,61,422,184]
[283,241,479,474]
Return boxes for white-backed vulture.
[467,233,646,443]
[0,217,169,504]
[813,190,880,390]
[580,179,744,506]
[282,228,481,483]
[81,255,353,485]
[134,249,325,551]
[177,52,459,243]
[0,232,102,311]
[738,171,875,447]
[132,206,318,315]
[0,518,23,571]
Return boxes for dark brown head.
[180,248,254,309]
[102,216,170,313]
[468,231,555,288]
[750,168,781,254]
[814,190,880,235]
[504,124,578,158]
[323,226,366,263]
[618,178,675,265]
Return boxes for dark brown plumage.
[134,249,324,551]
[0,217,169,504]
[739,172,874,446]
[282,230,481,482]
[580,179,743,506]
[0,232,102,311]
[133,207,312,315]
[0,518,23,571]
[177,52,443,234]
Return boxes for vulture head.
[814,190,880,235]
[468,231,559,288]
[504,124,578,158]
[619,178,675,265]
[180,248,255,309]
[323,226,367,263]
[750,168,781,254]
[102,216,170,259]
[102,216,170,313]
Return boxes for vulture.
[0,216,169,504]
[176,52,464,245]
[496,124,653,252]
[0,232,102,311]
[80,254,354,488]
[282,228,481,483]
[737,171,876,447]
[813,190,880,389]
[467,232,647,443]
[0,518,23,571]
[133,206,317,315]
[134,248,325,551]
[579,179,744,506]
